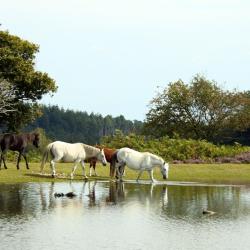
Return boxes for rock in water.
[202,209,216,215]
[54,193,64,198]
[65,192,77,198]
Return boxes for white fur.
[40,141,107,179]
[116,147,169,183]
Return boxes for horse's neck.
[83,144,99,158]
[150,155,163,166]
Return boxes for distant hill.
[27,105,143,144]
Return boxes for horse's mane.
[82,144,100,157]
[146,152,164,163]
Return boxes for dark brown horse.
[88,146,117,177]
[0,132,40,170]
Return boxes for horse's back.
[117,147,145,169]
[0,133,21,150]
[50,141,85,162]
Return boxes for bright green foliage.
[144,75,250,143]
[0,30,57,131]
[101,130,250,161]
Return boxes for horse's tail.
[40,143,53,173]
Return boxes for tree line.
[26,105,143,144]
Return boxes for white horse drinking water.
[40,141,107,179]
[115,147,169,183]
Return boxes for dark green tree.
[0,30,57,131]
[27,105,143,144]
[144,75,250,142]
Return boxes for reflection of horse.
[114,147,169,182]
[106,181,125,203]
[0,132,40,170]
[87,146,116,177]
[40,141,107,179]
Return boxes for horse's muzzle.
[163,175,167,180]
[103,163,107,166]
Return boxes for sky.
[1,0,250,121]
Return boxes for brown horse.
[88,146,117,177]
[0,132,40,170]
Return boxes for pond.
[0,181,250,250]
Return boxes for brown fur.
[0,132,39,170]
[87,146,117,177]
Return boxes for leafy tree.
[144,75,250,142]
[0,30,57,131]
[0,79,16,115]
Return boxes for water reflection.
[0,181,250,220]
[2,182,250,250]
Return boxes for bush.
[101,130,250,162]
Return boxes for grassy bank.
[1,162,250,184]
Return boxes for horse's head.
[161,162,169,180]
[32,133,40,148]
[97,148,107,166]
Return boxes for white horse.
[40,141,107,179]
[115,147,169,183]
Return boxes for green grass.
[1,161,250,184]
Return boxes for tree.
[0,79,16,115]
[0,30,57,131]
[144,75,250,143]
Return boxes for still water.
[0,181,250,250]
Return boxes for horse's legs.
[93,162,98,176]
[0,150,8,169]
[0,152,2,170]
[0,152,3,170]
[20,150,29,169]
[2,153,7,169]
[22,152,29,170]
[16,152,22,170]
[136,170,143,182]
[81,160,88,179]
[110,159,116,178]
[70,160,80,179]
[89,162,93,177]
[117,163,125,182]
[148,170,156,183]
[50,159,57,177]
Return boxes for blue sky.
[1,0,250,121]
